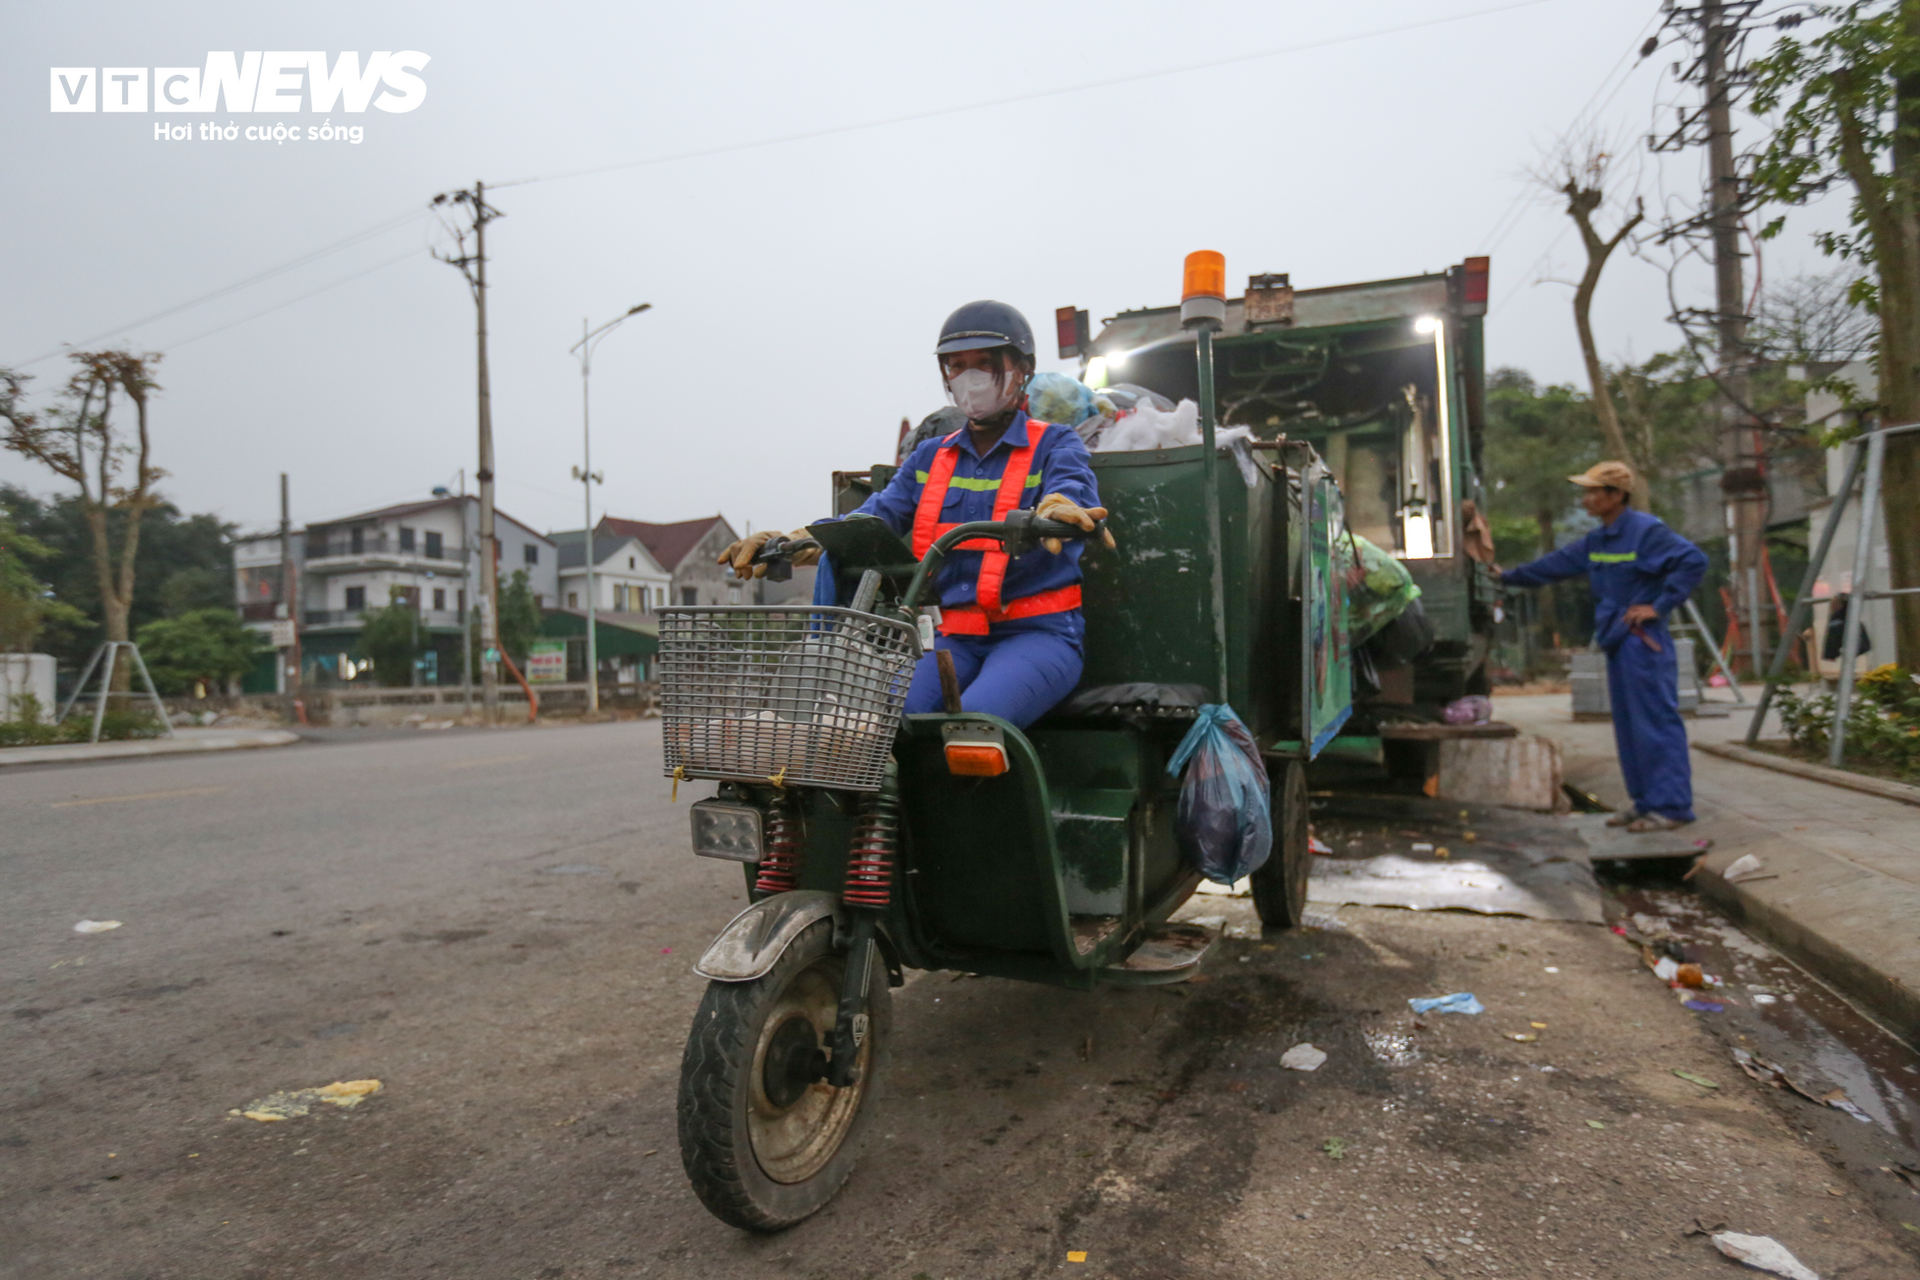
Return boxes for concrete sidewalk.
[0,726,298,768]
[1498,689,1920,1047]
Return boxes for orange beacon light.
[1181,250,1227,330]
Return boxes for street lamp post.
[569,303,650,715]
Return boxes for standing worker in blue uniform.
[1499,461,1709,832]
[718,301,1110,728]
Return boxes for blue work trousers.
[903,629,1083,728]
[1605,619,1695,821]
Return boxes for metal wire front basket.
[658,606,919,792]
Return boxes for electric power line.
[9,208,427,368]
[1478,6,1666,259]
[8,0,1573,368]
[158,246,425,353]
[489,0,1571,190]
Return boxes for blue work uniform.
[1501,508,1709,822]
[811,409,1100,727]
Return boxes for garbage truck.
[1053,258,1501,778]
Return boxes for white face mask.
[946,367,1019,422]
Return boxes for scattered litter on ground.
[72,919,121,934]
[1531,1021,1548,1028]
[1321,1137,1346,1159]
[1684,998,1727,1013]
[1653,955,1680,981]
[1731,1048,1867,1122]
[1752,993,1778,1005]
[1307,835,1332,856]
[1410,842,1434,854]
[1408,993,1483,1015]
[232,1079,382,1122]
[1820,1089,1874,1124]
[1312,850,1604,924]
[1710,1231,1820,1279]
[1543,966,1560,973]
[1508,1033,1538,1042]
[1066,1252,1088,1264]
[1722,854,1768,884]
[1434,846,1451,859]
[1280,1043,1327,1072]
[1586,1119,1606,1129]
[1673,1069,1720,1089]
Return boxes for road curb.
[0,728,299,767]
[1695,740,1920,809]
[1678,813,1920,1051]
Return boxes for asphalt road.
[2,721,1916,1280]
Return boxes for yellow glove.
[1035,493,1115,555]
[717,529,820,579]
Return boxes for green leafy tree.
[359,587,422,688]
[1,352,167,687]
[0,484,233,670]
[159,566,232,616]
[1750,0,1920,662]
[134,608,261,695]
[497,569,541,668]
[1,512,87,652]
[1483,369,1601,647]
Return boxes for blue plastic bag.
[1165,704,1272,884]
[1408,993,1484,1015]
[1024,372,1099,428]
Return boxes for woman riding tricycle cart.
[661,278,1351,1230]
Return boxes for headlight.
[689,799,764,863]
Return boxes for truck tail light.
[1055,306,1090,360]
[1460,256,1490,314]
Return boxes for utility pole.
[433,182,505,721]
[570,303,650,716]
[1652,0,1768,674]
[1702,0,1767,675]
[278,473,302,719]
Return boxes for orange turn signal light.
[1182,250,1226,302]
[944,743,1008,777]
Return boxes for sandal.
[1604,809,1643,828]
[1625,814,1690,833]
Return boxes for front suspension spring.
[754,793,803,894]
[842,789,900,909]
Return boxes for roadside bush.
[0,692,168,747]
[1774,663,1920,779]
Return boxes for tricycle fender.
[694,891,842,982]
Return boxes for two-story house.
[233,496,557,688]
[550,530,672,614]
[596,514,750,607]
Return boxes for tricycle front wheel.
[1251,759,1312,929]
[677,917,889,1231]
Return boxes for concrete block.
[1437,734,1566,812]
[0,653,57,722]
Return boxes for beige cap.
[1568,461,1636,491]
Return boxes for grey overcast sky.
[2,0,1851,541]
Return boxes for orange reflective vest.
[910,430,1082,636]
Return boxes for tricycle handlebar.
[903,510,1107,610]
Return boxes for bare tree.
[1,351,166,685]
[1747,268,1879,365]
[1533,138,1649,498]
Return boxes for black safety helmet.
[935,300,1035,358]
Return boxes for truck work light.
[689,799,764,863]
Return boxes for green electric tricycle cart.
[660,381,1357,1228]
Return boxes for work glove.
[718,529,820,579]
[1035,493,1116,555]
